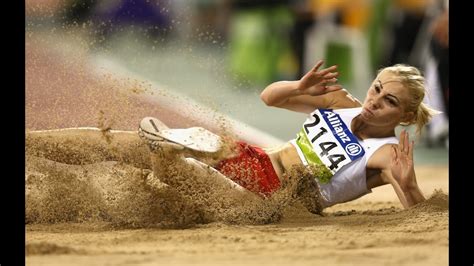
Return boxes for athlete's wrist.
[293,80,305,93]
[400,179,418,191]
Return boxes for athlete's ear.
[401,111,415,124]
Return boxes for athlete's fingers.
[317,65,338,77]
[396,144,402,162]
[409,140,414,160]
[323,72,339,79]
[323,84,343,92]
[312,60,324,72]
[404,131,410,155]
[391,145,398,162]
[324,78,338,84]
[399,129,406,152]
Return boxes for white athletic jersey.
[290,107,398,208]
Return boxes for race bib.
[295,109,365,184]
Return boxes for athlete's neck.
[351,115,396,140]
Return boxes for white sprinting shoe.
[138,117,221,153]
[139,117,184,152]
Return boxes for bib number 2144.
[303,114,346,171]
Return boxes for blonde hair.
[378,64,441,135]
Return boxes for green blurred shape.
[325,42,353,85]
[366,0,392,71]
[228,7,296,86]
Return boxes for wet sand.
[25,33,449,266]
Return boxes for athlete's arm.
[388,130,426,207]
[369,132,426,209]
[378,168,425,209]
[260,60,361,113]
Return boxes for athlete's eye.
[386,98,397,106]
[374,84,381,93]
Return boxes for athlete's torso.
[267,107,398,208]
[266,142,303,177]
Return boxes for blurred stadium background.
[25,0,448,164]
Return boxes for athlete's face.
[360,71,413,128]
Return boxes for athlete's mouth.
[362,108,374,117]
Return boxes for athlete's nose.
[371,95,383,109]
[370,99,380,109]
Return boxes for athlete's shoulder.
[366,142,398,170]
[329,89,362,109]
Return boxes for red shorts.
[215,141,281,197]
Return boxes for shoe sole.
[139,117,221,153]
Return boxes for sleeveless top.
[290,107,398,208]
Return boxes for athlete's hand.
[297,60,342,96]
[391,130,417,190]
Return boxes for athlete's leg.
[26,128,152,168]
[149,142,260,200]
[146,141,274,223]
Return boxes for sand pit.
[26,179,448,266]
[25,32,449,266]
